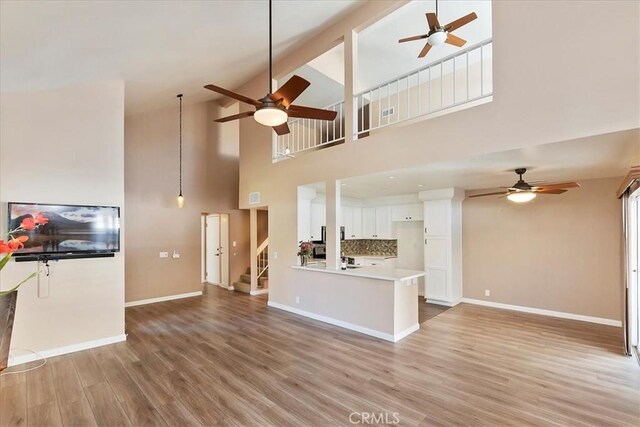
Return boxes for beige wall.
[0,81,126,355]
[463,177,623,320]
[125,101,249,302]
[234,0,639,315]
[257,210,268,244]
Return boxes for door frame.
[629,189,639,350]
[202,213,230,288]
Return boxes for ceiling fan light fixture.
[428,31,447,46]
[254,106,288,127]
[507,191,536,203]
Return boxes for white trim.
[425,298,460,307]
[267,301,418,342]
[460,298,622,327]
[250,289,269,295]
[125,291,202,307]
[8,334,127,367]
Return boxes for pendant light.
[176,94,185,208]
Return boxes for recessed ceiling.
[339,129,639,199]
[0,0,362,115]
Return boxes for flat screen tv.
[8,202,120,256]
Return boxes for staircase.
[233,266,269,294]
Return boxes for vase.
[300,255,308,266]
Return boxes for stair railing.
[257,238,269,279]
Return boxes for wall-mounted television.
[8,202,120,256]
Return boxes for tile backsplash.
[341,239,397,257]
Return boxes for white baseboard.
[250,289,269,295]
[267,301,418,342]
[460,298,622,327]
[125,291,203,307]
[8,334,127,367]
[425,298,460,307]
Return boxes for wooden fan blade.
[271,75,310,107]
[535,189,567,195]
[534,182,580,191]
[215,111,254,123]
[426,12,440,31]
[287,105,337,121]
[418,42,433,58]
[399,34,429,43]
[272,122,290,136]
[444,12,478,33]
[204,84,261,107]
[468,191,509,198]
[445,33,467,47]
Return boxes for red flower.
[34,213,48,226]
[0,236,28,253]
[20,217,36,230]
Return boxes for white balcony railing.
[356,38,493,136]
[276,100,345,159]
[274,38,492,160]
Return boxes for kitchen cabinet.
[420,189,464,306]
[375,206,395,239]
[310,202,325,241]
[362,207,376,238]
[342,206,362,239]
[391,204,423,222]
[297,198,311,242]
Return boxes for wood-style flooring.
[1,285,639,426]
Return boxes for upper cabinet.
[297,198,311,242]
[310,202,325,241]
[343,206,362,239]
[359,206,395,239]
[362,207,377,238]
[391,204,423,222]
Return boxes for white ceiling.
[339,129,639,199]
[0,0,362,115]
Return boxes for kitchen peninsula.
[271,264,425,342]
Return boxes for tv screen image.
[8,203,120,255]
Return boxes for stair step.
[233,281,251,294]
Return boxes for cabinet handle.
[425,227,427,234]
[425,238,427,245]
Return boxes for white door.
[206,214,229,286]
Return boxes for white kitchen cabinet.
[342,206,363,240]
[391,204,423,222]
[362,207,376,238]
[310,202,325,241]
[375,206,395,239]
[420,188,464,306]
[297,198,311,242]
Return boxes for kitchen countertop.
[291,264,424,281]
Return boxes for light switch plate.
[172,250,180,259]
[232,241,237,247]
[159,252,169,258]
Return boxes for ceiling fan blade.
[426,12,440,31]
[445,33,467,47]
[287,105,337,121]
[204,84,261,107]
[468,191,509,198]
[215,111,254,123]
[534,182,580,191]
[271,75,310,107]
[418,42,433,58]
[444,12,478,33]
[272,122,290,136]
[399,34,428,43]
[535,189,567,195]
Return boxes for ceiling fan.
[274,146,295,159]
[204,0,337,136]
[399,0,478,58]
[469,168,580,203]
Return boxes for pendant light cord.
[178,94,183,196]
[268,0,272,94]
[436,0,438,17]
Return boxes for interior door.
[206,215,221,284]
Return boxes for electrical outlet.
[273,251,278,259]
[295,296,300,304]
[485,289,491,297]
[232,241,237,247]
[159,252,169,258]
